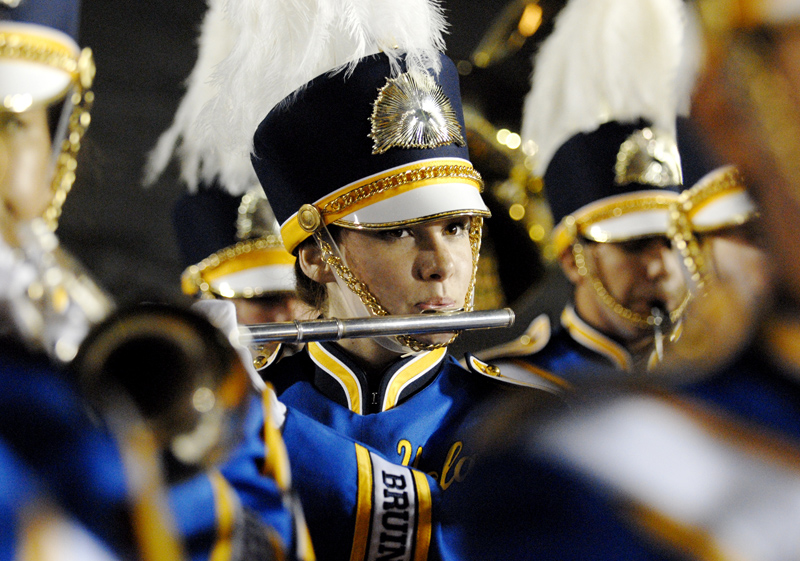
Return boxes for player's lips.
[416,298,458,312]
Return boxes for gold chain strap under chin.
[572,241,690,329]
[316,216,483,353]
[44,48,96,231]
[668,200,706,290]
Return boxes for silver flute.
[241,308,515,344]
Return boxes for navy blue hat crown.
[546,120,677,226]
[1,0,80,40]
[173,186,243,270]
[251,51,488,253]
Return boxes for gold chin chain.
[571,240,690,330]
[668,198,707,291]
[45,48,96,231]
[316,216,483,353]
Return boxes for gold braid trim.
[182,235,288,298]
[0,31,78,76]
[571,239,690,329]
[322,164,483,216]
[668,200,706,290]
[573,196,676,238]
[45,48,95,231]
[681,167,745,215]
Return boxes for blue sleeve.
[279,407,443,561]
[169,393,310,561]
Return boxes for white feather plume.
[522,0,693,176]
[144,0,260,194]
[192,0,448,189]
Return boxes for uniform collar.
[306,341,448,415]
[561,304,633,372]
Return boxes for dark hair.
[293,226,343,312]
[294,250,327,311]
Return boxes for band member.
[144,1,316,558]
[1,1,307,560]
[185,0,561,558]
[0,1,180,559]
[663,164,768,373]
[474,0,701,382]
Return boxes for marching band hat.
[252,51,489,254]
[173,185,296,299]
[0,0,88,112]
[522,0,703,256]
[545,119,683,255]
[546,116,724,255]
[676,116,757,234]
[683,167,756,233]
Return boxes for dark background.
[62,0,570,345]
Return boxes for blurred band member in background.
[441,1,800,559]
[475,0,697,384]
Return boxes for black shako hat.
[173,185,296,298]
[251,51,489,253]
[545,117,719,255]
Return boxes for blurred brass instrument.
[241,308,516,344]
[470,0,543,69]
[73,303,252,482]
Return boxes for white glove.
[190,300,287,428]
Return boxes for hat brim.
[335,181,489,228]
[552,190,680,254]
[0,23,78,111]
[208,265,297,298]
[280,157,487,251]
[685,166,757,232]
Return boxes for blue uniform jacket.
[232,341,561,561]
[0,345,136,561]
[443,338,800,561]
[0,341,300,561]
[483,305,644,390]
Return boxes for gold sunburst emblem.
[369,71,466,155]
[615,127,683,187]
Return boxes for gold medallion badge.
[615,127,682,187]
[369,71,466,155]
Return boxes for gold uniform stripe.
[122,425,186,561]
[350,444,374,561]
[209,471,237,561]
[562,307,631,371]
[280,158,482,252]
[261,386,292,490]
[506,358,573,390]
[308,342,362,414]
[411,470,433,561]
[383,348,446,410]
[625,501,731,561]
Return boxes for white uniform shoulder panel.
[465,354,561,394]
[474,314,551,362]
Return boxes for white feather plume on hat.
[178,0,448,195]
[144,0,257,193]
[522,0,699,177]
